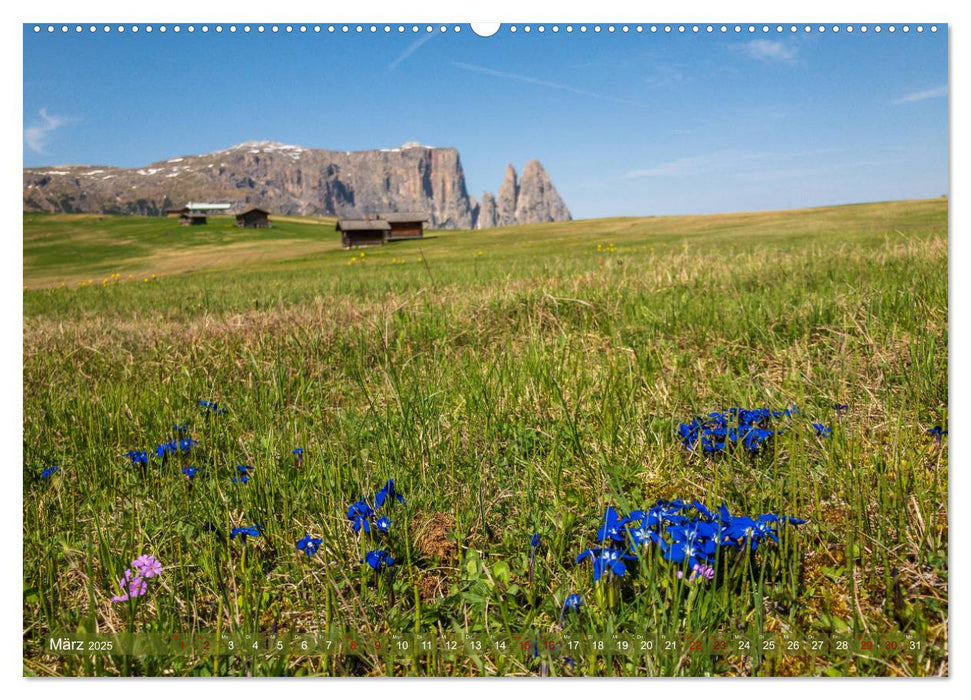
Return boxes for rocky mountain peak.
[514,159,571,225]
[476,191,498,229]
[496,164,519,227]
[478,160,571,230]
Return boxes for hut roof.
[236,207,270,217]
[185,202,231,211]
[336,219,391,232]
[376,212,429,223]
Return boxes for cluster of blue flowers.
[125,450,149,467]
[812,423,832,438]
[678,406,831,454]
[575,500,806,583]
[233,465,253,484]
[346,479,404,572]
[198,400,228,415]
[40,465,60,479]
[124,424,199,471]
[155,437,199,458]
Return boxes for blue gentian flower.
[182,466,198,479]
[363,550,395,571]
[172,423,189,436]
[154,441,178,458]
[833,404,849,414]
[721,515,779,550]
[296,534,322,557]
[741,427,774,452]
[926,426,947,441]
[125,450,149,467]
[812,423,832,438]
[596,507,627,543]
[40,465,60,479]
[576,547,638,582]
[233,465,252,484]
[668,520,719,545]
[198,400,228,415]
[230,525,261,542]
[347,497,379,533]
[691,500,715,521]
[347,499,374,521]
[374,479,404,508]
[178,438,199,452]
[662,539,710,568]
[375,516,391,533]
[562,594,582,613]
[531,533,542,549]
[626,523,660,547]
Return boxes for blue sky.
[22,24,948,218]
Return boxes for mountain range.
[22,141,572,229]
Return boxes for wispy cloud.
[624,148,843,179]
[24,108,71,153]
[642,64,686,88]
[893,85,947,104]
[387,32,436,71]
[452,61,646,107]
[737,39,798,64]
[735,157,907,182]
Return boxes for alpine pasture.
[22,198,948,676]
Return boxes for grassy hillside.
[22,199,948,676]
[23,213,339,288]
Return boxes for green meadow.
[22,198,948,676]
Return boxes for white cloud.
[894,85,948,104]
[738,40,798,64]
[24,108,69,153]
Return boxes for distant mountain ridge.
[22,141,571,229]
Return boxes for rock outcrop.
[477,161,572,229]
[496,164,519,227]
[23,141,571,229]
[515,159,572,224]
[476,192,497,229]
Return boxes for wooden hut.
[180,213,208,226]
[336,219,391,248]
[179,202,231,226]
[236,207,272,229]
[164,208,187,218]
[377,212,429,240]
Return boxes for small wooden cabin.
[336,219,391,248]
[236,207,271,229]
[180,213,207,226]
[165,208,187,218]
[377,212,429,240]
[179,202,230,226]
